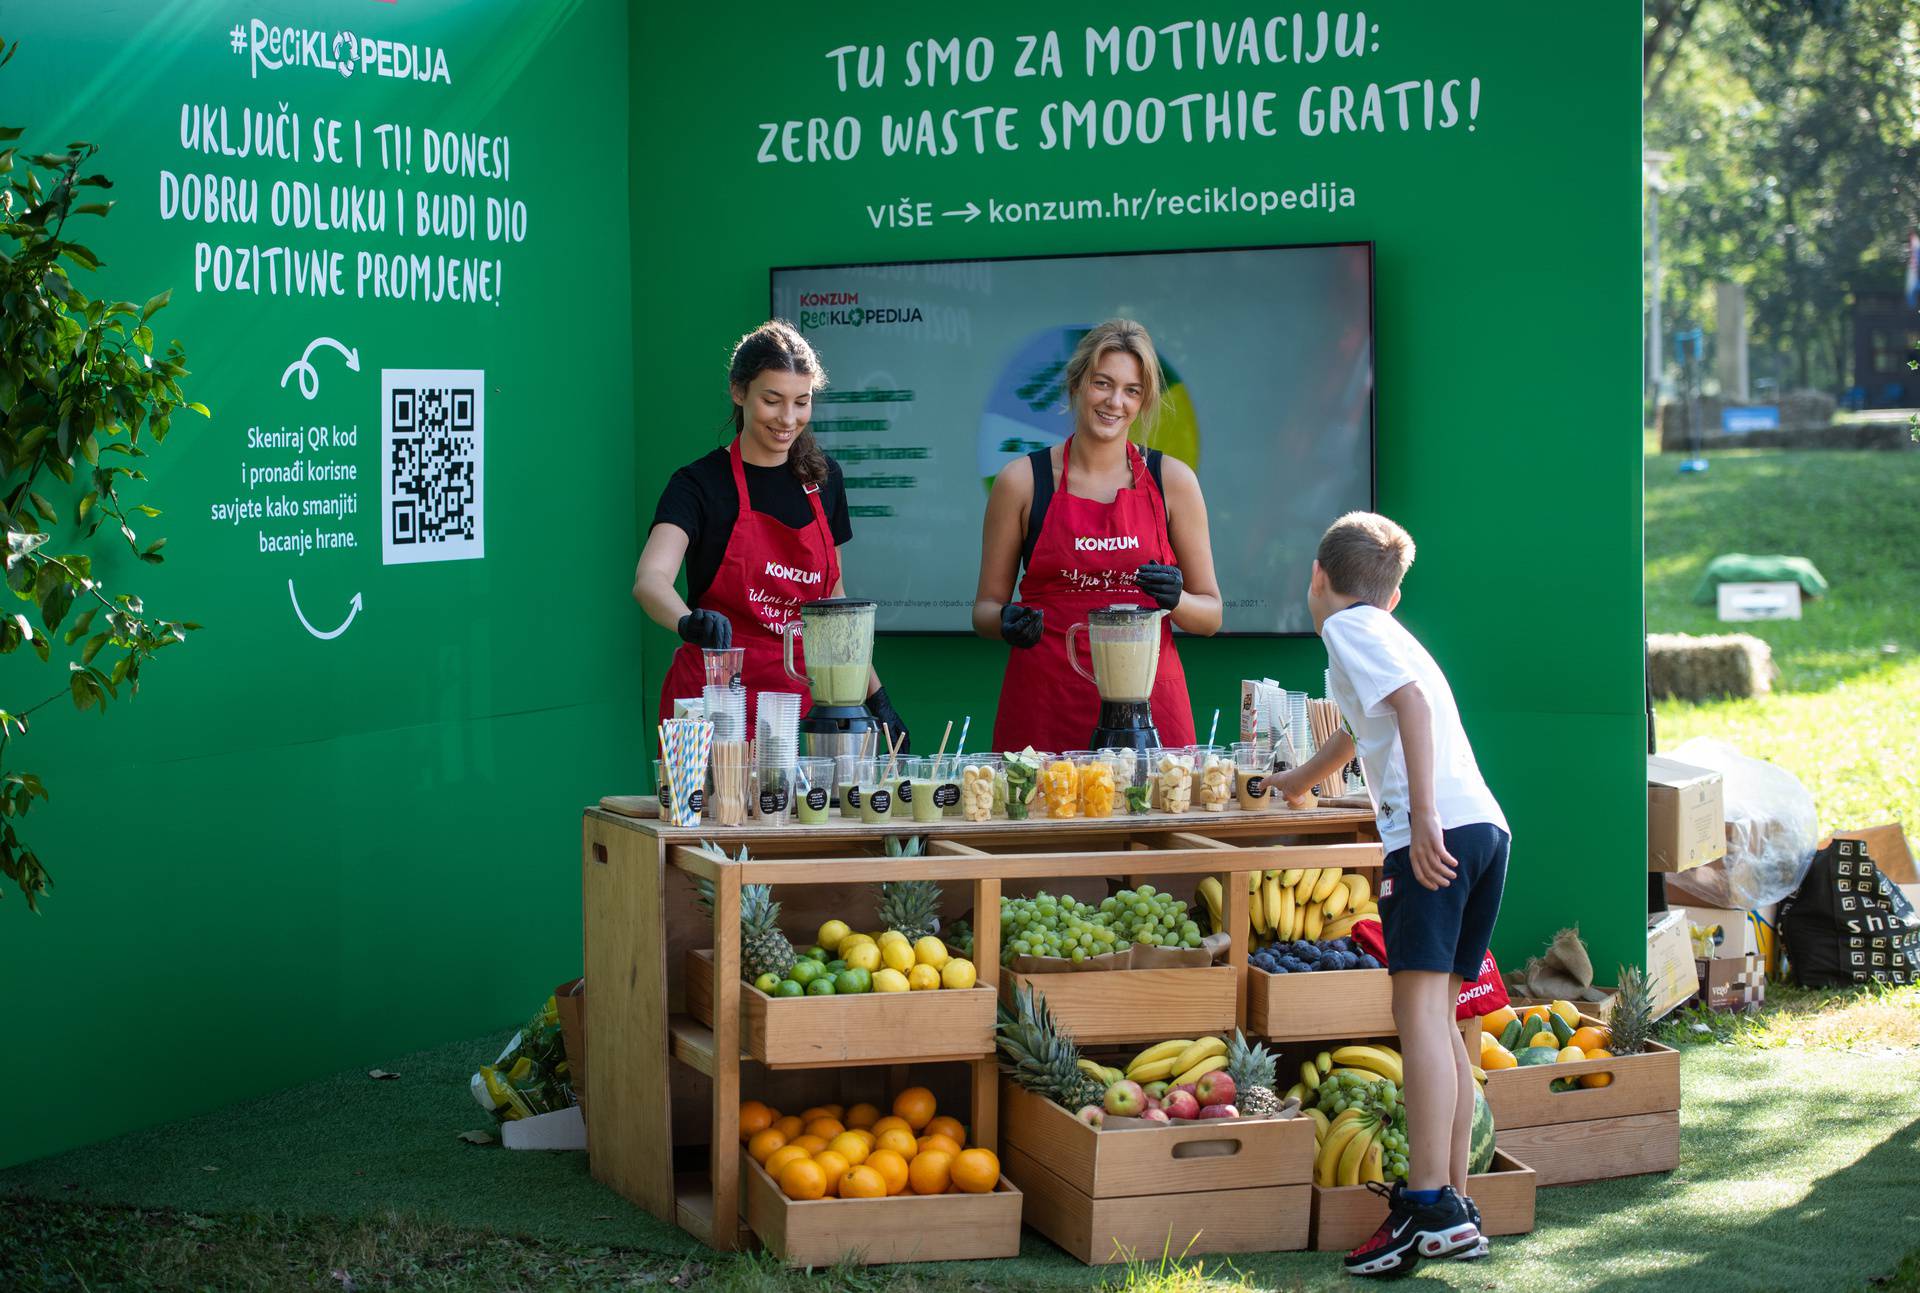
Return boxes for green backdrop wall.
[630,5,1644,974]
[2,1,635,1167]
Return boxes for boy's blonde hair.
[1063,319,1165,434]
[1317,512,1416,607]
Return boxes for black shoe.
[1343,1183,1482,1278]
[1453,1194,1489,1260]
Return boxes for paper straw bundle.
[711,739,752,827]
[659,718,713,828]
[1308,699,1342,798]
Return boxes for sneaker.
[1452,1194,1489,1260]
[1343,1183,1482,1279]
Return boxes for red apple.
[1196,1070,1237,1108]
[1144,1094,1162,1111]
[1075,1105,1105,1129]
[1197,1103,1240,1119]
[1140,1107,1172,1124]
[1103,1079,1145,1118]
[1142,1080,1171,1101]
[1171,1082,1198,1101]
[1162,1089,1201,1120]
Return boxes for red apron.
[656,437,841,722]
[991,438,1195,751]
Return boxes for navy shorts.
[1377,822,1509,978]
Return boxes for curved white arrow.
[280,336,362,401]
[289,581,363,640]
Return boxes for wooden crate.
[685,950,996,1066]
[999,966,1238,1046]
[999,1081,1314,1197]
[1005,1142,1310,1264]
[1495,1110,1680,1186]
[740,1151,1023,1266]
[1480,1034,1680,1131]
[1310,1150,1537,1251]
[1248,968,1394,1042]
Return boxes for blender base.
[800,704,881,763]
[1089,701,1159,752]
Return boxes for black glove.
[1000,603,1045,648]
[676,609,732,650]
[1135,562,1184,611]
[866,685,909,753]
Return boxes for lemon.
[878,930,910,947]
[913,936,949,970]
[941,958,977,990]
[881,939,916,973]
[907,964,941,991]
[817,920,851,953]
[873,968,911,993]
[843,941,882,972]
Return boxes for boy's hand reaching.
[1408,811,1458,890]
[1261,767,1320,811]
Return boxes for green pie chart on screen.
[976,325,1201,491]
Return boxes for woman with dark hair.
[972,319,1222,751]
[634,320,908,740]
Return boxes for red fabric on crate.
[1455,950,1510,1019]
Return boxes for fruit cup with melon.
[745,1089,1002,1200]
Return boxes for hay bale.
[1648,632,1776,702]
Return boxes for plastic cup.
[899,757,942,825]
[834,753,862,816]
[654,757,672,814]
[957,755,999,823]
[702,647,745,690]
[1038,753,1082,819]
[1150,747,1195,814]
[795,756,834,825]
[1233,741,1274,812]
[1188,744,1232,813]
[931,754,964,819]
[855,759,894,824]
[1076,752,1118,819]
[708,740,752,826]
[757,758,794,826]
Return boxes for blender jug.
[780,598,880,761]
[1066,605,1166,701]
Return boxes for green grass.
[1645,449,1920,829]
[6,1022,1920,1293]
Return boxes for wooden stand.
[582,803,1379,1260]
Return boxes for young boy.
[1268,512,1509,1278]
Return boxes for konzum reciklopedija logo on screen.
[796,290,924,330]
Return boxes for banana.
[1294,867,1321,904]
[1299,1060,1321,1092]
[1196,878,1224,933]
[1128,1039,1192,1071]
[1330,1067,1389,1084]
[1322,883,1350,919]
[1126,1057,1178,1083]
[1315,1118,1368,1187]
[1359,1136,1385,1184]
[1321,915,1360,941]
[1249,876,1269,936]
[1175,1055,1229,1087]
[1305,1107,1330,1142]
[1341,874,1371,906]
[1280,868,1303,888]
[1337,1123,1378,1186]
[1304,902,1324,941]
[1284,1081,1306,1103]
[1316,1051,1333,1075]
[1172,1036,1227,1074]
[1356,900,1379,916]
[1330,1045,1405,1085]
[1472,1066,1488,1085]
[1312,868,1343,903]
[1077,1059,1111,1080]
[1274,885,1296,943]
[1328,1106,1367,1131]
[1262,877,1285,936]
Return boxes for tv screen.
[770,243,1374,634]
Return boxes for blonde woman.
[972,319,1222,749]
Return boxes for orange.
[865,1148,910,1196]
[917,1133,962,1159]
[739,1101,778,1141]
[1580,1069,1615,1089]
[777,1156,827,1201]
[893,1087,937,1131]
[812,1150,850,1194]
[845,1102,882,1129]
[924,1116,966,1148]
[951,1148,999,1193]
[847,1129,876,1150]
[763,1145,810,1180]
[790,1134,828,1155]
[908,1150,952,1195]
[772,1115,804,1141]
[746,1128,788,1164]
[804,1117,846,1141]
[839,1165,887,1199]
[827,1132,871,1166]
[875,1127,918,1159]
[1568,1026,1608,1053]
[1480,1045,1517,1071]
[822,1104,846,1120]
[871,1115,912,1139]
[800,1106,835,1123]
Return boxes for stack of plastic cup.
[754,692,801,823]
[703,684,747,743]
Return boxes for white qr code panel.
[382,369,484,565]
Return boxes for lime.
[835,968,872,995]
[804,947,829,962]
[753,972,781,993]
[789,959,821,986]
[805,977,836,996]
[774,979,805,998]
[826,960,848,975]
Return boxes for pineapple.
[689,842,795,983]
[1227,1030,1282,1118]
[1609,963,1654,1056]
[995,982,1107,1112]
[876,880,943,943]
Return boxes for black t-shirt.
[651,447,853,607]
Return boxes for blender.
[1066,604,1168,752]
[780,597,881,763]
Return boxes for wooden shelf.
[668,1015,716,1076]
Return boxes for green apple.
[753,972,781,994]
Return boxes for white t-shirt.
[1320,603,1508,852]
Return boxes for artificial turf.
[5,1025,1919,1291]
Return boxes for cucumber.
[1498,1019,1526,1052]
[1548,1013,1575,1047]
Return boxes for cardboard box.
[1675,905,1760,958]
[1833,823,1916,884]
[501,1105,586,1151]
[1646,910,1697,1019]
[1648,756,1726,873]
[1693,953,1763,1010]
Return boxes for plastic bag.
[470,995,576,1122]
[1660,737,1818,909]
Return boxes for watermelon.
[1516,1046,1560,1067]
[1468,1087,1495,1174]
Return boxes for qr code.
[382,369,485,565]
